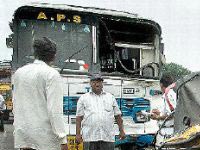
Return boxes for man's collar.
[90,90,106,95]
[33,59,47,65]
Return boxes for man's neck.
[93,90,102,95]
[35,58,52,66]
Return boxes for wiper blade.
[60,45,88,74]
[68,45,88,60]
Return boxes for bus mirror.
[9,21,13,32]
[160,43,164,54]
[6,37,13,48]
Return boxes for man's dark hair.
[160,74,174,88]
[33,37,57,62]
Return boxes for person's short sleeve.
[168,89,177,109]
[76,96,84,117]
[112,96,122,116]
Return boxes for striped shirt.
[76,91,121,142]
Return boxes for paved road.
[0,123,16,150]
[0,124,152,150]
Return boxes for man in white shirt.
[150,74,176,146]
[13,37,68,150]
[76,73,125,150]
[0,93,5,132]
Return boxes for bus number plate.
[123,88,135,94]
[67,136,83,150]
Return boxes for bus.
[7,3,165,149]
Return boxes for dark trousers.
[83,141,114,150]
[0,112,4,132]
[20,148,35,150]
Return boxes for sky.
[0,0,200,71]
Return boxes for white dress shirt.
[160,89,176,127]
[76,91,121,142]
[156,89,176,146]
[13,59,67,150]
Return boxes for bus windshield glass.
[15,19,93,70]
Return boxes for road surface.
[0,123,16,150]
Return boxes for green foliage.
[162,63,192,80]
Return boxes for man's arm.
[150,109,172,120]
[46,71,68,146]
[150,113,168,120]
[76,116,83,143]
[115,115,125,140]
[112,96,125,140]
[76,96,84,144]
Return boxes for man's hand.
[76,116,83,144]
[0,110,3,114]
[150,113,160,120]
[136,111,143,116]
[152,109,160,116]
[76,134,83,144]
[119,130,126,140]
[150,109,161,120]
[61,144,68,150]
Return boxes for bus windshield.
[15,19,93,70]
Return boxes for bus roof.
[14,3,162,35]
[23,2,139,18]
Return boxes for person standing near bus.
[76,73,125,150]
[150,74,177,146]
[0,93,5,132]
[13,37,68,150]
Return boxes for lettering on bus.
[37,11,81,23]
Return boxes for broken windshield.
[13,19,93,70]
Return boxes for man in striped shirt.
[76,73,125,150]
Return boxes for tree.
[161,63,192,81]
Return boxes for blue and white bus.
[7,3,165,149]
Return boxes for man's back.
[13,59,65,150]
[13,60,59,126]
